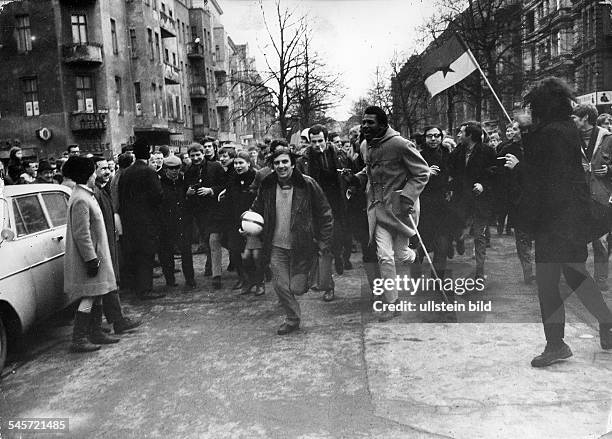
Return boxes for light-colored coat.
[356,126,430,241]
[64,185,117,302]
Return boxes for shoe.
[531,342,573,367]
[600,324,612,349]
[114,317,142,334]
[139,290,166,300]
[101,326,111,334]
[212,276,222,290]
[231,279,244,290]
[70,311,101,353]
[323,289,335,302]
[89,303,120,344]
[344,259,353,270]
[334,258,344,275]
[185,279,197,289]
[166,278,178,287]
[277,322,299,335]
[597,280,609,292]
[254,284,266,296]
[456,240,465,255]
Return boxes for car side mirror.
[1,228,15,242]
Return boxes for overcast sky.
[221,0,435,120]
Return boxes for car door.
[11,193,65,320]
[40,191,70,310]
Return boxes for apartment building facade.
[0,0,269,160]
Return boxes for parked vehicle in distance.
[0,183,72,372]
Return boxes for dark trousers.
[416,234,449,278]
[102,290,123,324]
[159,223,194,283]
[465,215,488,276]
[535,237,612,343]
[515,228,533,278]
[123,235,155,295]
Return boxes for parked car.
[0,183,72,371]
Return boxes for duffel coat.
[355,126,430,240]
[64,184,117,301]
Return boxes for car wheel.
[0,317,6,373]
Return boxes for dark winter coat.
[159,171,187,229]
[183,159,226,229]
[448,141,497,224]
[518,120,591,262]
[250,169,333,266]
[419,145,452,241]
[226,168,257,252]
[118,160,163,254]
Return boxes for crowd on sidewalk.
[2,76,612,367]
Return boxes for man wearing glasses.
[448,121,497,285]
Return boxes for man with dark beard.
[92,156,142,334]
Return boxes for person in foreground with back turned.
[518,77,612,368]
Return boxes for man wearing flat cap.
[159,154,195,289]
[118,139,165,300]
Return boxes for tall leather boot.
[70,312,101,353]
[89,301,120,344]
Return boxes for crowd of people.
[2,76,612,367]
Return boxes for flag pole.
[456,34,513,123]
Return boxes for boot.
[89,302,120,344]
[70,312,101,353]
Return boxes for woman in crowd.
[225,151,264,296]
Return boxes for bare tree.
[230,1,341,139]
[390,52,430,137]
[290,27,343,130]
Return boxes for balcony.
[164,63,180,84]
[187,42,204,60]
[190,84,207,98]
[70,111,107,132]
[159,11,176,38]
[62,43,103,65]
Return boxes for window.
[153,0,157,11]
[175,95,181,119]
[526,11,535,34]
[134,82,142,116]
[71,14,88,44]
[177,19,181,43]
[182,23,186,43]
[159,85,164,118]
[191,26,197,41]
[76,75,95,113]
[164,48,169,63]
[172,52,176,66]
[155,32,160,60]
[115,76,122,115]
[151,83,157,116]
[16,15,32,53]
[147,28,154,60]
[22,77,39,117]
[110,19,118,55]
[13,195,50,237]
[552,31,559,57]
[130,29,137,57]
[42,193,69,227]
